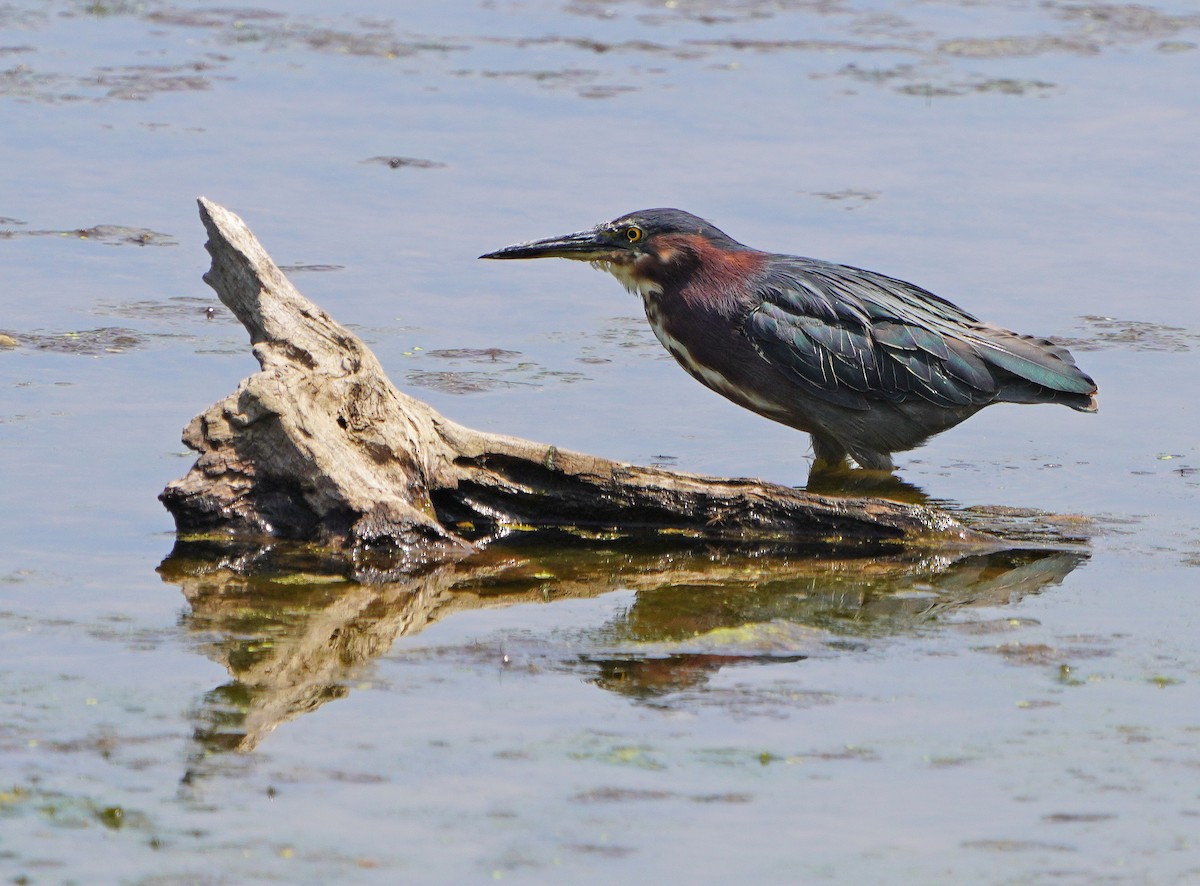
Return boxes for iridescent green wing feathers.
[741,258,1096,412]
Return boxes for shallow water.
[2,0,1199,882]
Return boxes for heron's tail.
[968,325,1098,412]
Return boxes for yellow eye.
[626,226,643,243]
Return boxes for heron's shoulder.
[756,255,982,329]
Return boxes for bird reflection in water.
[161,539,1088,756]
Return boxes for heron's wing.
[741,257,1092,411]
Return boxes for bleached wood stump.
[160,199,990,566]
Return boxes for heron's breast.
[641,291,787,419]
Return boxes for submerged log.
[160,198,992,564]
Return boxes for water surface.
[2,0,1199,882]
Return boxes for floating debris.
[1059,316,1200,352]
[23,327,145,355]
[278,263,345,273]
[361,156,446,170]
[0,224,177,246]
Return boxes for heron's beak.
[479,228,622,262]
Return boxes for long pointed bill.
[479,229,619,261]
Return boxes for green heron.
[480,209,1097,476]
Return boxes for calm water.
[2,0,1199,882]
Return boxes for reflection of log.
[159,199,993,562]
[161,539,1086,753]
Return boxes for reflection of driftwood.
[161,540,1085,753]
[159,199,993,562]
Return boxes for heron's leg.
[848,446,896,473]
[808,435,851,477]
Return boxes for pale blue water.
[1,1,1199,882]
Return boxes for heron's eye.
[625,226,643,244]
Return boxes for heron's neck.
[593,259,664,300]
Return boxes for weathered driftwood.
[160,198,992,563]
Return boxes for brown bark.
[159,198,993,565]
